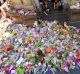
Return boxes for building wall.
[64,0,80,5]
[9,0,80,9]
[9,0,39,10]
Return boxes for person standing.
[60,0,64,10]
[51,0,55,8]
[44,0,48,9]
[39,0,45,11]
[39,0,48,15]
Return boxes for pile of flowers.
[0,18,80,74]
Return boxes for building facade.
[8,0,80,9]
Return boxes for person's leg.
[44,0,48,9]
[57,1,63,12]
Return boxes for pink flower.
[76,29,80,33]
[63,64,69,72]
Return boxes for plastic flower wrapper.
[24,48,30,53]
[44,54,52,63]
[76,29,80,33]
[16,56,24,66]
[48,60,59,69]
[4,59,12,67]
[3,32,12,38]
[10,65,17,74]
[17,64,25,74]
[40,46,45,53]
[36,42,42,48]
[27,53,35,64]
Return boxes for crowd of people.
[38,0,64,12]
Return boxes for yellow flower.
[12,32,17,35]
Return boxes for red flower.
[4,45,13,51]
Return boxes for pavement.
[55,68,80,74]
[70,21,80,29]
[37,7,80,28]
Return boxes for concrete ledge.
[70,9,80,22]
[0,11,36,27]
